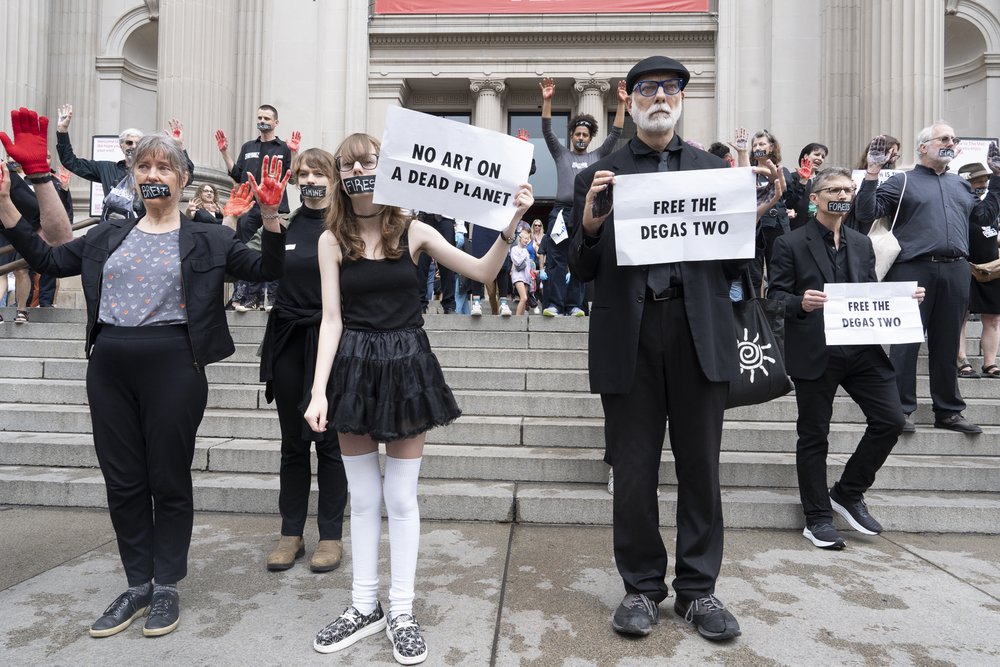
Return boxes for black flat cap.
[625,56,690,93]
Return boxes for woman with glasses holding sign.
[0,115,287,639]
[305,133,533,664]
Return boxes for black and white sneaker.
[830,487,882,535]
[142,588,180,637]
[313,602,387,654]
[386,613,428,665]
[89,588,152,638]
[803,523,846,550]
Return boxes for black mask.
[139,183,171,199]
[827,201,852,213]
[300,185,327,198]
[751,149,768,160]
[123,149,135,159]
[343,175,376,195]
[938,148,955,159]
[975,187,988,197]
[574,140,588,151]
[257,122,274,132]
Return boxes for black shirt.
[630,135,684,291]
[340,231,423,331]
[821,226,849,282]
[277,206,326,310]
[230,136,292,213]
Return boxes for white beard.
[631,99,682,134]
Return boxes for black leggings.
[271,327,348,539]
[87,325,208,586]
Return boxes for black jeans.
[792,346,904,524]
[87,325,208,585]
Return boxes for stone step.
[0,464,995,532]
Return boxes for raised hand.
[58,166,71,189]
[0,107,51,176]
[797,156,813,181]
[56,104,73,132]
[988,141,1000,175]
[866,135,889,173]
[0,162,9,198]
[516,128,530,142]
[215,129,228,152]
[513,182,534,214]
[248,155,291,208]
[223,182,254,218]
[617,80,628,102]
[167,119,183,146]
[539,77,555,100]
[288,130,301,152]
[729,127,749,152]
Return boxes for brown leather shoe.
[310,539,343,573]
[266,535,304,571]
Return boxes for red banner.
[374,0,708,14]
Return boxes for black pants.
[792,346,904,524]
[272,328,348,539]
[600,297,727,604]
[545,205,585,313]
[86,325,208,586]
[885,258,969,416]
[417,217,456,312]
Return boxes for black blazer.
[767,217,878,380]
[568,140,746,395]
[3,213,285,369]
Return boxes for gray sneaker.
[675,594,741,641]
[611,593,659,636]
[314,602,387,654]
[803,522,846,549]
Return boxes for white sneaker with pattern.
[313,602,387,654]
[386,613,428,665]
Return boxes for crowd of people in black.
[1,48,999,663]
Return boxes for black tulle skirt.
[326,327,461,442]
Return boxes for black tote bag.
[726,276,793,408]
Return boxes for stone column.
[470,79,506,133]
[344,0,370,134]
[821,0,863,166]
[232,0,268,154]
[573,78,611,145]
[861,0,944,165]
[368,78,410,140]
[157,0,239,178]
[1,0,51,118]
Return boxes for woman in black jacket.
[0,129,287,639]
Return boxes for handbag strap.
[887,171,908,233]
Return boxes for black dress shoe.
[143,588,180,637]
[611,593,658,636]
[89,588,152,638]
[674,594,741,641]
[934,414,982,434]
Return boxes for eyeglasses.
[928,135,961,146]
[335,153,379,172]
[815,186,855,196]
[632,79,684,97]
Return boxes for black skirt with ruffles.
[326,327,461,442]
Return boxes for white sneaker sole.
[830,497,879,535]
[88,605,148,638]
[142,616,180,637]
[313,616,387,654]
[802,526,845,549]
[386,625,428,665]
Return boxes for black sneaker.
[803,522,846,549]
[674,594,741,641]
[386,613,428,665]
[143,588,180,637]
[830,487,882,535]
[611,593,658,636]
[314,602,387,654]
[933,413,982,434]
[89,588,153,637]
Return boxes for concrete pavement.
[1,506,999,666]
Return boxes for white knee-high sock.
[342,451,383,615]
[382,456,422,619]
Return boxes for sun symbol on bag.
[737,328,776,383]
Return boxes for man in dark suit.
[569,55,745,642]
[768,166,922,549]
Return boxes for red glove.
[223,182,254,217]
[797,156,813,180]
[248,155,291,207]
[0,107,51,176]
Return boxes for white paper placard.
[823,281,923,345]
[89,135,126,218]
[374,106,534,231]
[851,169,905,191]
[612,167,757,265]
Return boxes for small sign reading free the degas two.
[823,281,923,345]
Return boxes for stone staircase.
[1,306,998,533]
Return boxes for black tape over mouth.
[938,148,956,159]
[139,184,171,199]
[828,201,852,213]
[300,185,327,198]
[343,175,376,195]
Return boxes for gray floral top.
[98,227,186,326]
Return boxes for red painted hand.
[797,156,813,180]
[58,166,71,189]
[223,182,254,218]
[215,129,228,152]
[0,107,50,176]
[288,130,301,152]
[248,155,291,207]
[516,128,530,142]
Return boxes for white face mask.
[631,98,682,134]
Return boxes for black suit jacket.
[568,138,746,395]
[3,213,285,368]
[767,217,878,380]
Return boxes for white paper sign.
[613,167,757,265]
[950,137,998,175]
[823,281,923,345]
[89,135,126,217]
[851,169,905,191]
[550,209,568,244]
[374,106,534,231]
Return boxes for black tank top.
[340,231,424,331]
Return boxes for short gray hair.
[812,166,853,192]
[914,121,950,155]
[119,128,143,142]
[131,133,189,189]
